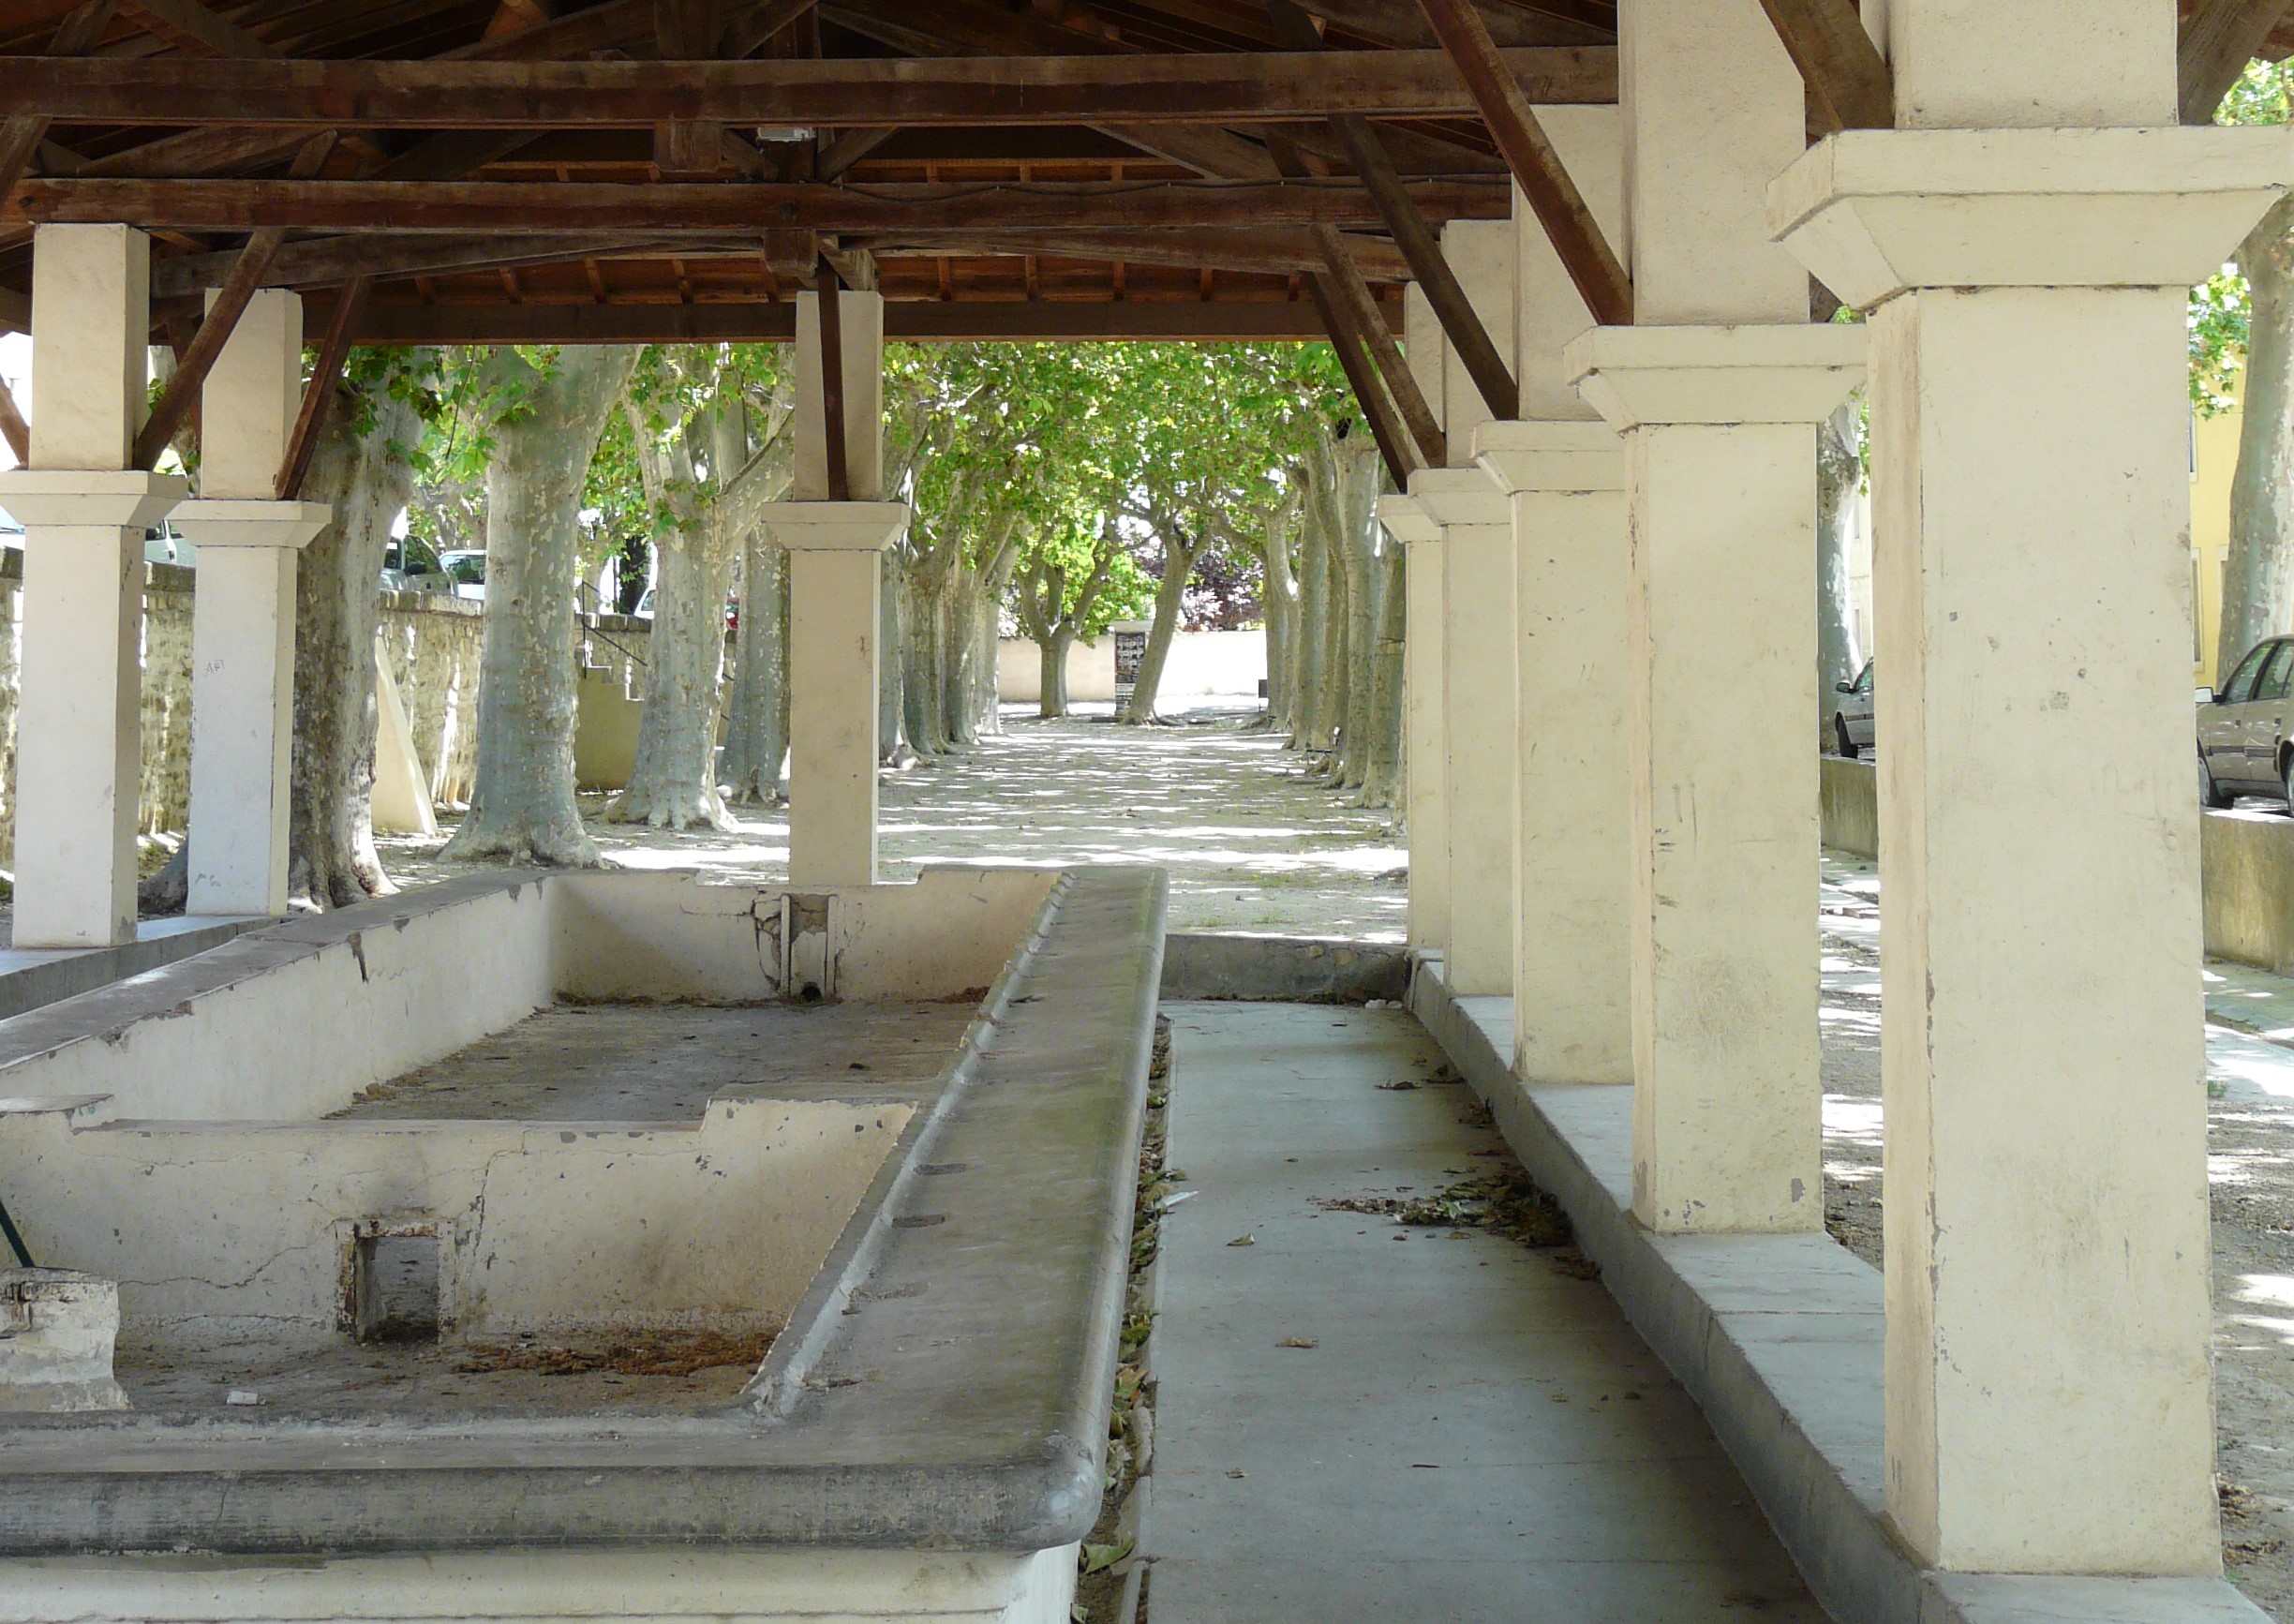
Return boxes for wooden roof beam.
[1413,0,1629,324]
[340,295,1377,342]
[2181,0,2291,122]
[0,48,1618,127]
[6,175,1511,231]
[1751,0,1892,133]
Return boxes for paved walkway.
[1148,1003,1825,1623]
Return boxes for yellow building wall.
[2194,368,2245,687]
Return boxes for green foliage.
[2189,59,2294,413]
[882,340,1359,633]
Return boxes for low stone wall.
[0,565,654,864]
[1819,755,1877,859]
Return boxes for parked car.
[439,549,486,601]
[380,535,448,594]
[1831,660,1874,759]
[2200,635,2294,809]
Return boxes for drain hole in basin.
[355,1233,440,1344]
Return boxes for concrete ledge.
[2203,809,2294,976]
[0,916,262,1023]
[1821,755,1877,859]
[1158,932,1408,1004]
[1408,961,2265,1624]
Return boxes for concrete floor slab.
[1148,1003,1825,1622]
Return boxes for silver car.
[1831,661,1874,759]
[2200,635,2294,809]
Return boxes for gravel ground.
[1818,855,2294,1617]
[375,702,1408,941]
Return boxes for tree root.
[438,812,603,870]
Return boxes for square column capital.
[1376,495,1441,546]
[760,500,911,552]
[170,499,331,551]
[1408,467,1510,529]
[1473,420,1628,495]
[1563,324,1867,433]
[1770,127,2289,309]
[0,469,185,530]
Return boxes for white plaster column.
[1411,221,1515,996]
[1397,286,1448,954]
[1477,424,1628,1083]
[0,226,184,948]
[172,290,330,917]
[1474,106,1631,1084]
[1562,0,1862,1233]
[763,289,909,887]
[1773,9,2284,1567]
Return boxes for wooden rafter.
[1307,272,1413,485]
[1318,223,1441,465]
[1751,0,1891,133]
[1267,0,1512,420]
[123,0,275,58]
[0,48,1618,127]
[5,176,1508,232]
[274,273,368,500]
[2180,0,2292,123]
[131,132,335,471]
[0,1,116,203]
[813,252,850,499]
[847,225,1410,282]
[1412,0,1630,325]
[0,377,28,465]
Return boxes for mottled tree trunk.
[1816,396,1865,748]
[1331,436,1381,791]
[2225,193,2294,674]
[1119,529,1202,725]
[902,556,953,756]
[1358,530,1408,810]
[1259,499,1298,730]
[1290,469,1333,757]
[440,344,638,868]
[287,365,429,907]
[606,515,737,827]
[722,534,790,805]
[1037,630,1074,716]
[879,557,913,767]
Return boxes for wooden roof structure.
[0,0,2275,484]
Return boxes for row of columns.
[0,225,321,947]
[1391,0,2275,1579]
[0,231,908,952]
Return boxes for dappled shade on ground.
[383,704,1408,941]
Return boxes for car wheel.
[1834,716,1858,761]
[2203,754,2230,810]
[2281,753,2294,815]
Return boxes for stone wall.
[0,563,639,868]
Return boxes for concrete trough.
[0,862,1167,1624]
